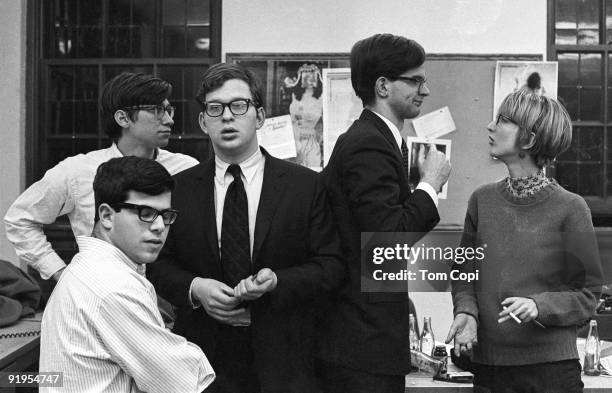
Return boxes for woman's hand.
[445,313,478,356]
[499,297,539,323]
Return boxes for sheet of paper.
[257,115,297,159]
[322,68,363,166]
[412,106,456,139]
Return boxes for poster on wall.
[321,68,363,166]
[257,115,297,159]
[226,53,350,171]
[493,61,558,120]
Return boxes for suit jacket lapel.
[192,159,221,269]
[361,109,411,189]
[252,151,287,267]
[360,109,404,159]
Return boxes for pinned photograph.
[493,61,558,120]
[406,137,452,199]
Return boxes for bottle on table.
[584,319,601,376]
[409,313,420,351]
[420,316,435,357]
[433,345,448,374]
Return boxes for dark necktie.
[401,139,410,175]
[221,164,251,287]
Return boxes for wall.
[222,0,547,56]
[0,0,548,334]
[222,0,547,337]
[0,0,26,266]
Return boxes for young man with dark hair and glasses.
[4,72,198,282]
[39,156,215,393]
[316,34,451,393]
[147,62,345,393]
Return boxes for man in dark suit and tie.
[147,63,345,393]
[316,34,451,393]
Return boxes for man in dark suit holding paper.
[147,63,345,393]
[317,34,451,393]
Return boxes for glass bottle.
[420,316,435,356]
[433,345,448,374]
[409,314,420,351]
[584,320,601,376]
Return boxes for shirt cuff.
[416,182,439,207]
[188,278,202,309]
[34,253,67,280]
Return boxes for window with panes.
[25,0,220,268]
[549,0,612,224]
[30,0,220,182]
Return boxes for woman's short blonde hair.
[497,90,572,167]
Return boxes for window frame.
[26,0,221,183]
[548,0,612,224]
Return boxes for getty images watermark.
[360,230,607,293]
[360,231,487,293]
[370,242,484,283]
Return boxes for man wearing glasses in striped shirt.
[39,156,215,393]
[4,72,198,284]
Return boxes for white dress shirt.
[213,148,265,255]
[371,110,438,206]
[40,236,215,393]
[3,144,198,279]
[188,148,265,307]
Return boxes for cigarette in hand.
[503,306,522,324]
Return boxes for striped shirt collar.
[75,236,146,276]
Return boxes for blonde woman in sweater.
[446,90,603,393]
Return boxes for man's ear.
[255,107,266,130]
[375,76,389,98]
[114,109,131,129]
[198,112,209,135]
[98,203,115,231]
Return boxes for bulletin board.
[411,54,542,227]
[227,52,542,227]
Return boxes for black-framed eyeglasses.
[203,99,255,117]
[110,202,179,225]
[122,105,175,120]
[394,76,428,92]
[496,114,514,125]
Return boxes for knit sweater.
[452,180,603,365]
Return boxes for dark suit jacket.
[317,109,439,375]
[147,149,345,393]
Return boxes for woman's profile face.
[301,72,317,88]
[487,114,521,161]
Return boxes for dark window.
[549,0,612,224]
[29,0,220,181]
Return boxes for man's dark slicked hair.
[350,34,426,106]
[93,156,174,222]
[100,72,173,142]
[195,63,264,111]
